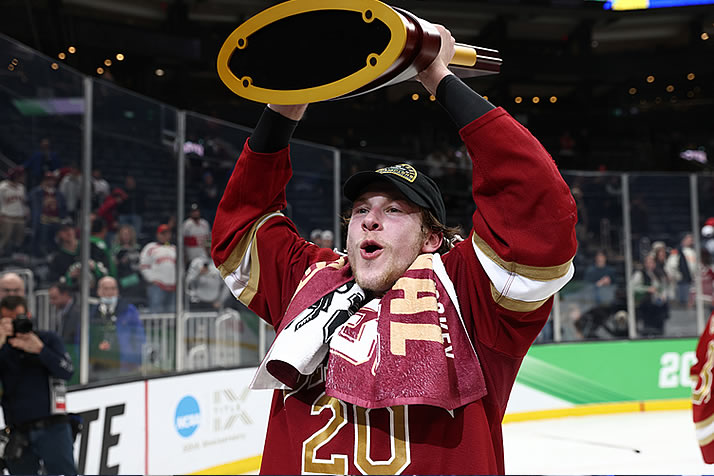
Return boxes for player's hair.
[419,208,463,255]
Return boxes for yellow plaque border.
[216,0,408,104]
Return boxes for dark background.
[1,0,713,171]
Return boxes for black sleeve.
[37,332,74,380]
[435,74,496,129]
[247,106,300,153]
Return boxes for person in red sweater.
[212,26,577,475]
[97,187,128,236]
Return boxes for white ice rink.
[503,410,710,474]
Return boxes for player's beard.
[348,238,424,295]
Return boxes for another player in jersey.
[212,25,577,475]
[692,311,714,463]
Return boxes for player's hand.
[268,103,308,121]
[416,24,456,96]
[8,332,44,354]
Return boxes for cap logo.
[376,163,417,183]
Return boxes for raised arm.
[211,104,337,327]
[420,26,577,352]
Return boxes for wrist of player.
[418,66,452,96]
[267,103,308,121]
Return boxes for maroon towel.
[253,254,487,411]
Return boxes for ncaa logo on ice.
[175,395,201,437]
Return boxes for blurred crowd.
[0,138,250,383]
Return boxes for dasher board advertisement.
[67,381,146,475]
[147,367,270,474]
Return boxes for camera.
[12,314,33,336]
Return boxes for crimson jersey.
[212,107,577,475]
[692,312,714,463]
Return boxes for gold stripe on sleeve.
[217,212,283,306]
[238,235,262,306]
[696,412,714,430]
[218,211,282,279]
[472,233,572,282]
[490,283,549,312]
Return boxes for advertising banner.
[147,367,270,474]
[67,381,146,475]
[513,338,697,406]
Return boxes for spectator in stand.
[58,163,82,222]
[97,187,128,244]
[29,171,66,257]
[320,230,334,250]
[666,232,696,307]
[652,241,674,300]
[186,243,229,311]
[48,282,80,357]
[0,272,25,299]
[632,252,670,336]
[49,219,108,290]
[90,169,110,210]
[0,166,28,255]
[89,276,145,380]
[183,203,211,263]
[702,217,714,257]
[584,250,617,306]
[117,175,145,238]
[309,228,322,246]
[23,137,61,190]
[111,224,145,305]
[140,224,177,313]
[90,217,117,279]
[197,171,220,225]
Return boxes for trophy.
[217,0,502,104]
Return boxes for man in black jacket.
[0,295,76,475]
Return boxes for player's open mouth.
[360,240,383,259]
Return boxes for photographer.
[0,296,76,475]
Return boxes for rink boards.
[64,368,270,475]
[8,337,694,474]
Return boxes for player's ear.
[421,230,443,253]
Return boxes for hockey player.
[212,25,577,475]
[692,311,714,463]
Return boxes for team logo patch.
[376,163,417,183]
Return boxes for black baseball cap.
[343,163,446,224]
